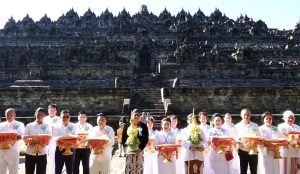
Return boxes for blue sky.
[0,0,299,30]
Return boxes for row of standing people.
[0,104,116,174]
[139,109,299,174]
[0,106,299,174]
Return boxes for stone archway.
[138,45,153,73]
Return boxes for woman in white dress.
[258,111,280,174]
[153,117,177,174]
[169,115,184,174]
[277,110,300,174]
[144,117,157,174]
[221,113,240,174]
[198,112,211,174]
[207,113,231,174]
[258,112,280,174]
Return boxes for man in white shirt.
[0,108,25,174]
[74,111,93,174]
[235,108,260,174]
[44,104,61,174]
[53,110,76,174]
[24,107,50,174]
[44,104,61,132]
[88,113,115,174]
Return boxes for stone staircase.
[131,73,162,87]
[131,88,165,129]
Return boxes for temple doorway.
[138,45,153,73]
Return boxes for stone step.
[138,98,162,101]
[132,107,164,111]
[142,109,165,112]
[135,93,161,96]
[145,111,165,116]
[134,88,160,90]
[152,115,165,129]
[133,91,160,94]
[140,103,164,106]
[136,98,162,101]
[138,104,163,108]
[11,79,132,88]
[135,91,160,93]
[140,100,162,104]
[131,87,163,113]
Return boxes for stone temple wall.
[165,87,300,115]
[0,87,131,117]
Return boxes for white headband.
[283,110,294,119]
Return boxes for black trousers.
[25,154,47,174]
[73,148,91,174]
[55,147,75,174]
[238,149,258,174]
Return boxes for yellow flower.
[126,118,140,146]
[188,113,202,146]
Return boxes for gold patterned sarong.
[184,160,203,174]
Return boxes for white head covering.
[5,108,16,115]
[282,110,294,119]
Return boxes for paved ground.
[18,149,263,174]
[18,149,126,174]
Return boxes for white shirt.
[259,125,280,139]
[153,130,177,146]
[24,121,51,156]
[277,123,300,157]
[278,123,300,133]
[88,125,115,161]
[208,127,228,137]
[75,122,93,134]
[0,120,25,155]
[200,124,211,137]
[44,115,61,134]
[171,128,181,135]
[258,125,280,157]
[207,127,230,160]
[52,122,76,137]
[148,130,156,138]
[88,125,115,147]
[153,130,177,174]
[235,121,260,152]
[221,123,235,135]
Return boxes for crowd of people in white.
[139,109,299,174]
[0,105,299,174]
